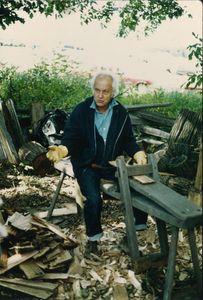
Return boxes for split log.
[18,141,52,176]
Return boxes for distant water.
[0,44,195,91]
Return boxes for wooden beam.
[126,102,172,112]
[138,125,170,139]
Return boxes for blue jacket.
[61,97,139,173]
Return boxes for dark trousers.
[75,167,147,238]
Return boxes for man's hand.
[133,151,147,165]
[46,145,68,162]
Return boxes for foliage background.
[0,54,201,118]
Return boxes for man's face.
[93,76,113,112]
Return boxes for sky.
[0,0,202,90]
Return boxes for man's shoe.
[84,240,100,258]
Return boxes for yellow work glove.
[133,151,147,165]
[46,145,68,162]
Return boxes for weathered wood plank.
[49,250,72,267]
[0,101,18,163]
[132,175,155,184]
[142,137,165,145]
[39,273,70,279]
[136,110,175,127]
[115,163,153,178]
[31,215,78,245]
[125,102,172,112]
[3,99,25,149]
[129,179,202,222]
[0,277,58,291]
[19,258,45,279]
[0,277,58,299]
[138,125,170,139]
[34,205,77,219]
[0,251,38,274]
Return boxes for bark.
[18,141,53,176]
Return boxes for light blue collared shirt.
[90,99,118,142]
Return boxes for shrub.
[0,54,91,110]
[0,55,202,118]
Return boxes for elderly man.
[47,71,147,256]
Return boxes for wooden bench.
[47,155,202,300]
[102,154,202,300]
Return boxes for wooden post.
[31,102,45,130]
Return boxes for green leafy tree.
[186,33,203,89]
[0,0,184,36]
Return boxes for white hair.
[90,70,120,97]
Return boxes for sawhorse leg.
[156,219,169,256]
[188,228,202,296]
[116,157,141,260]
[46,172,66,221]
[163,226,179,300]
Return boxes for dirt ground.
[0,161,202,300]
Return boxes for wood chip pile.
[0,212,78,299]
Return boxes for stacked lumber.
[158,109,202,178]
[0,212,78,299]
[128,106,174,150]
